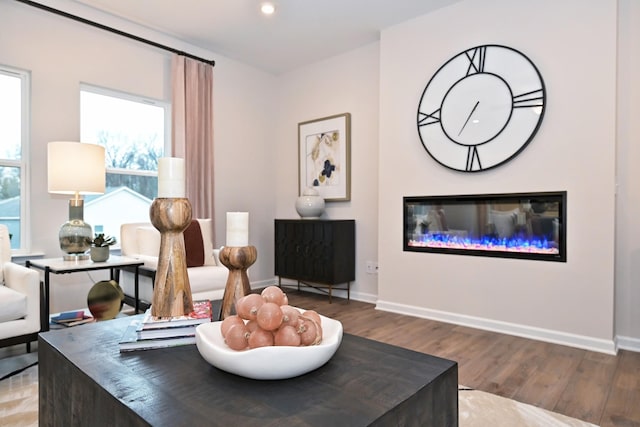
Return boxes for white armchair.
[0,224,41,352]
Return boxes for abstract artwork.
[298,113,351,201]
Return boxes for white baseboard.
[616,335,640,352]
[261,279,630,354]
[270,278,378,304]
[375,299,617,355]
[349,291,378,304]
[285,286,378,304]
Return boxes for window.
[80,85,170,241]
[0,66,29,252]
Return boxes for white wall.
[377,0,618,353]
[3,0,639,351]
[275,43,381,301]
[615,0,640,350]
[0,1,277,311]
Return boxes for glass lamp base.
[59,218,92,260]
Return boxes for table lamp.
[48,141,105,260]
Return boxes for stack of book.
[50,310,95,328]
[119,300,213,352]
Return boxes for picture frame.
[298,113,351,202]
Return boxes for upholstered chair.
[0,224,41,352]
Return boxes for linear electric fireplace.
[404,191,566,262]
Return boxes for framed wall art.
[298,113,351,201]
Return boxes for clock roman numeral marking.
[513,89,544,108]
[466,146,482,171]
[418,109,440,126]
[465,46,486,75]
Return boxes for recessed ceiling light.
[261,2,276,15]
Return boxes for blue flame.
[412,233,557,253]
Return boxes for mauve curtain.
[172,54,215,241]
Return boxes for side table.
[118,264,157,313]
[25,255,143,332]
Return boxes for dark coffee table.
[38,315,458,426]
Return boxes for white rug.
[459,387,599,427]
[0,367,598,426]
[0,352,37,381]
[0,365,38,427]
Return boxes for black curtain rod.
[15,0,216,67]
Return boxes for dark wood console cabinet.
[275,219,355,302]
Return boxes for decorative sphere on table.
[87,280,124,320]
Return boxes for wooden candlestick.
[219,245,257,319]
[149,197,194,318]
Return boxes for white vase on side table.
[295,187,325,219]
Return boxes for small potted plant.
[90,233,117,262]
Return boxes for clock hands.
[458,101,480,136]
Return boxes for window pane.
[81,90,165,172]
[0,74,22,160]
[0,67,26,252]
[0,166,21,249]
[106,173,158,201]
[0,74,21,161]
[80,87,167,241]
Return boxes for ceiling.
[68,0,462,74]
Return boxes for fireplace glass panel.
[403,191,566,262]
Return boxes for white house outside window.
[0,66,29,252]
[80,84,170,241]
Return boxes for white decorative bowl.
[195,312,343,380]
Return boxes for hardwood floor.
[0,290,637,426]
[285,290,640,427]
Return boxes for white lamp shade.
[48,141,106,195]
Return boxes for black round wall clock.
[417,44,546,172]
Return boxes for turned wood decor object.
[219,245,257,319]
[149,197,194,318]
